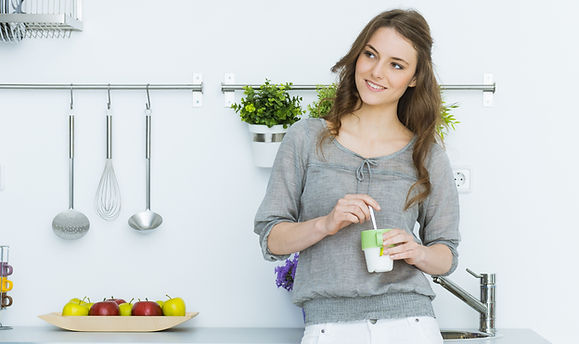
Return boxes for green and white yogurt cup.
[361,228,394,273]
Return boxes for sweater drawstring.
[356,158,378,183]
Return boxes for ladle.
[129,88,162,231]
[52,89,90,239]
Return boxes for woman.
[254,9,460,344]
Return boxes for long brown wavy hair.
[319,9,441,210]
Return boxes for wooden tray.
[38,312,199,332]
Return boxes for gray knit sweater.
[254,118,460,325]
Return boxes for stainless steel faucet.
[432,268,496,335]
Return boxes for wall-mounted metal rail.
[221,83,495,93]
[221,73,496,107]
[0,80,204,107]
[0,83,203,91]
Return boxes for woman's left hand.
[381,229,426,266]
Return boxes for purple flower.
[274,253,299,291]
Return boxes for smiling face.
[354,27,418,111]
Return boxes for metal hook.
[107,84,111,110]
[145,84,151,110]
[69,84,73,110]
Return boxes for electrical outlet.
[453,168,471,193]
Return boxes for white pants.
[301,316,443,344]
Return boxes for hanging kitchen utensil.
[95,86,121,221]
[128,86,163,231]
[52,87,90,239]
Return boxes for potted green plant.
[231,79,304,167]
[438,101,459,140]
[307,83,338,119]
[308,83,460,140]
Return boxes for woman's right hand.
[320,194,381,235]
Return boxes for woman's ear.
[408,76,417,88]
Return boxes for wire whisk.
[95,99,121,221]
[95,158,121,221]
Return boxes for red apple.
[88,301,120,316]
[105,297,126,305]
[132,300,163,316]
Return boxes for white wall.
[0,1,577,342]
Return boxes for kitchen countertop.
[0,327,550,343]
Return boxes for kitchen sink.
[441,330,494,340]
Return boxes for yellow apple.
[62,302,89,316]
[156,300,164,308]
[162,295,186,316]
[119,302,133,316]
[80,298,91,309]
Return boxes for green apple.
[62,302,89,316]
[156,300,164,308]
[162,295,186,316]
[119,302,133,316]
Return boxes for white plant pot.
[248,124,288,168]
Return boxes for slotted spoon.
[52,110,90,239]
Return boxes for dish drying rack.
[0,0,82,42]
